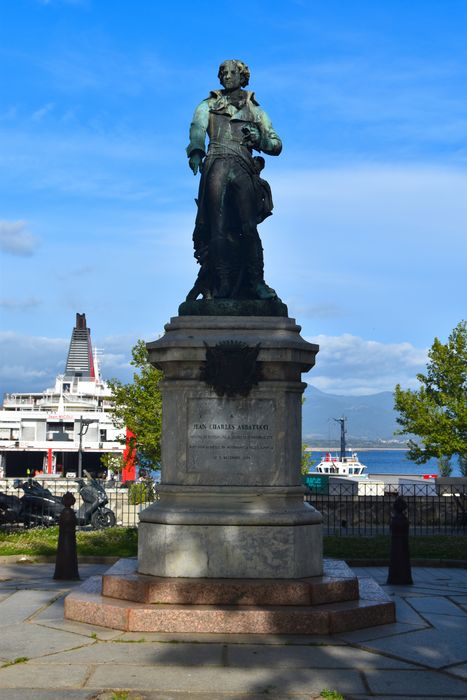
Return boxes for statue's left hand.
[242,124,261,149]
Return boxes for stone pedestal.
[64,314,396,635]
[139,315,322,579]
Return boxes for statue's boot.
[244,234,277,300]
[253,280,277,300]
[211,240,232,298]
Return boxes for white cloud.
[0,297,41,310]
[0,332,68,395]
[288,302,345,319]
[31,102,55,121]
[0,328,428,399]
[305,333,428,395]
[0,221,39,256]
[0,330,139,397]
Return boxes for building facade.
[0,314,124,477]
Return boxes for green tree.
[301,444,316,476]
[394,321,467,471]
[107,340,163,469]
[437,455,453,478]
[100,453,124,477]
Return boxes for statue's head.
[218,59,250,89]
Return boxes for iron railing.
[305,480,467,535]
[0,477,466,534]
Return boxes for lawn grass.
[324,534,466,561]
[0,526,137,557]
[0,527,464,561]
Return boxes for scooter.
[74,473,116,529]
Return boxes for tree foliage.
[107,340,163,469]
[100,452,124,476]
[394,321,467,466]
[301,444,316,475]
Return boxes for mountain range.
[302,385,401,444]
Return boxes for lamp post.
[77,415,97,478]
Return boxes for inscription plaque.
[187,397,276,475]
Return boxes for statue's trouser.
[206,157,262,295]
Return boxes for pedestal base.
[138,519,323,579]
[64,558,395,635]
[138,485,323,579]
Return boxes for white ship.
[0,313,124,478]
[310,418,368,479]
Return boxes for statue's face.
[220,62,242,91]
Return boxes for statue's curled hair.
[218,59,250,87]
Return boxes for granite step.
[102,558,359,606]
[64,573,395,635]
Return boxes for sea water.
[309,449,462,477]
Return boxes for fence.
[305,479,467,535]
[1,477,466,534]
[0,478,156,529]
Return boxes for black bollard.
[53,492,80,581]
[387,496,413,585]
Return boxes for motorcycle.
[13,478,64,527]
[0,490,24,525]
[0,475,116,529]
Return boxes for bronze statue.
[185,59,282,302]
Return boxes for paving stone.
[450,594,467,608]
[420,611,467,632]
[448,662,467,680]
[2,562,467,698]
[227,643,418,669]
[364,668,467,696]
[392,596,427,624]
[357,627,467,668]
[337,620,428,642]
[0,622,93,660]
[40,641,224,667]
[351,696,460,700]
[0,662,90,689]
[90,693,319,700]
[408,595,467,616]
[0,691,92,700]
[0,589,59,624]
[86,664,367,695]
[116,631,347,645]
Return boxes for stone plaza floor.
[0,560,466,699]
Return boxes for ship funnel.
[64,313,96,379]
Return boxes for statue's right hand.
[189,151,204,175]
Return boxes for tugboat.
[312,417,368,479]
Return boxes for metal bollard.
[53,492,80,580]
[387,496,413,585]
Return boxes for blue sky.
[1,0,466,397]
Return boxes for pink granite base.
[64,559,395,635]
[101,558,359,606]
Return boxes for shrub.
[128,480,156,505]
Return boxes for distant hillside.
[302,385,401,443]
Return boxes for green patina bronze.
[181,59,286,317]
